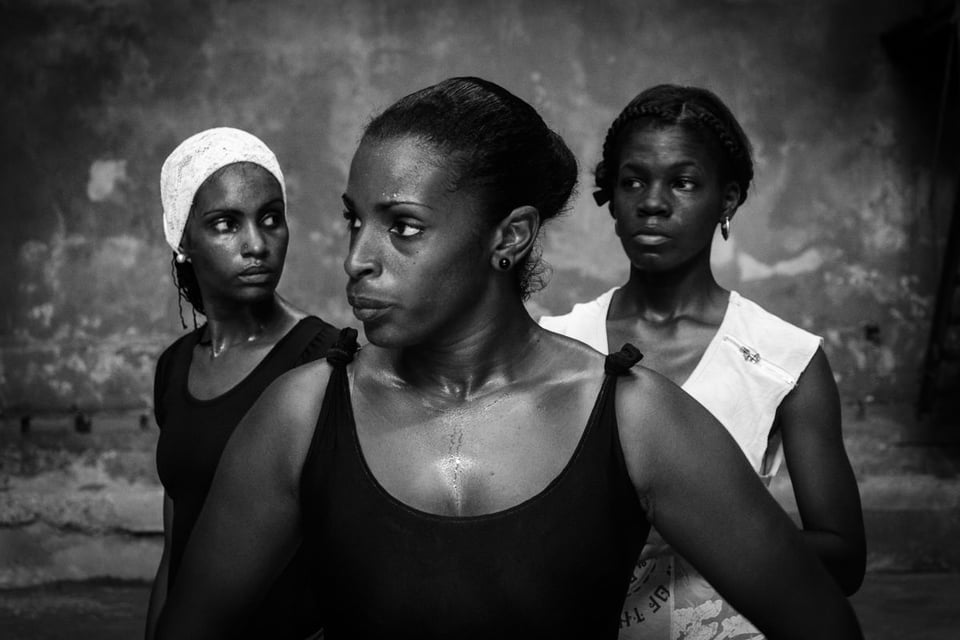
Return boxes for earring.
[720,217,731,241]
[498,257,511,270]
[175,252,188,264]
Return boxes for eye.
[210,217,237,233]
[619,177,644,191]
[673,177,697,191]
[389,219,424,238]
[261,211,285,229]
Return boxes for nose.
[343,225,380,281]
[241,223,268,258]
[637,181,670,217]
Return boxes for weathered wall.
[4,406,960,587]
[0,0,952,411]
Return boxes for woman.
[156,79,862,639]
[145,127,338,639]
[540,85,866,639]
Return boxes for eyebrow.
[341,193,434,211]
[200,197,284,217]
[620,159,702,171]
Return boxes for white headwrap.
[160,127,286,252]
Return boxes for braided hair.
[172,253,204,328]
[594,85,753,208]
[363,77,578,299]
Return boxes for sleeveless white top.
[539,288,822,640]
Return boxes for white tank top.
[539,288,822,640]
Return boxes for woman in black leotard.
[156,81,862,639]
[145,127,338,640]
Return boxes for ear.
[489,205,540,270]
[176,227,192,262]
[720,181,741,221]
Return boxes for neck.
[385,294,541,402]
[201,294,285,356]
[616,248,726,323]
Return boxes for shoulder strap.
[604,343,643,376]
[294,317,341,366]
[298,327,360,509]
[325,327,359,367]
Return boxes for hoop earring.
[720,217,731,241]
[498,257,511,270]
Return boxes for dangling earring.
[720,217,731,241]
[498,257,511,270]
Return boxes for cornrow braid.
[171,253,205,329]
[594,85,753,208]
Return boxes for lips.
[631,229,671,246]
[237,265,275,284]
[347,293,393,322]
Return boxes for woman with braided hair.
[145,127,338,639]
[156,79,861,639]
[541,84,865,639]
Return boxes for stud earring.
[720,217,731,241]
[175,252,188,264]
[498,257,511,270]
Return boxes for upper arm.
[161,492,174,547]
[156,363,330,639]
[153,347,172,427]
[619,371,861,639]
[145,493,175,640]
[778,347,865,591]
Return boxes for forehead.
[194,162,282,209]
[346,136,459,204]
[618,121,721,168]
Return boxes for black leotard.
[155,315,338,638]
[300,330,649,638]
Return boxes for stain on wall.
[0,0,952,411]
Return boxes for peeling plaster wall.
[1,0,951,411]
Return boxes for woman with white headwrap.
[145,127,338,640]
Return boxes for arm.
[777,347,866,594]
[144,493,174,640]
[155,363,329,640]
[619,370,862,640]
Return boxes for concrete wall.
[4,406,959,587]
[1,0,954,412]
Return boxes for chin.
[235,287,277,305]
[362,319,434,350]
[361,321,406,349]
[628,255,673,272]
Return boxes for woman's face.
[182,162,287,308]
[610,122,738,273]
[343,135,493,348]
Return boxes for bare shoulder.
[616,364,698,427]
[614,365,720,492]
[260,358,335,424]
[232,358,336,462]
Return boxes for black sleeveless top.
[300,329,649,639]
[155,315,338,638]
